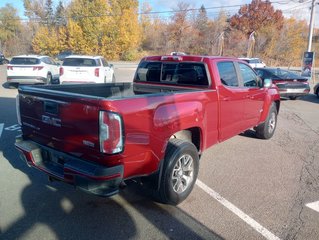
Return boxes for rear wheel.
[256,103,277,139]
[157,139,199,205]
[316,89,319,98]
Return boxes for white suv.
[7,55,60,87]
[59,55,115,84]
[239,58,266,68]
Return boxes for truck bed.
[20,83,202,100]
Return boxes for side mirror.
[109,64,114,69]
[263,78,272,88]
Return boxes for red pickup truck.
[15,55,280,205]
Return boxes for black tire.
[112,74,116,83]
[289,96,297,100]
[46,73,52,85]
[256,103,277,139]
[316,89,319,98]
[157,139,199,205]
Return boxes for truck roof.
[142,55,239,62]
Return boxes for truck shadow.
[0,96,223,240]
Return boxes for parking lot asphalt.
[0,64,319,240]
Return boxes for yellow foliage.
[32,26,59,55]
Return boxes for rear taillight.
[95,68,99,77]
[99,111,123,154]
[33,66,44,71]
[60,67,64,76]
[7,66,13,70]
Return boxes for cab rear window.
[134,61,209,86]
[10,58,40,65]
[62,58,100,67]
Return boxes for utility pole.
[300,0,317,83]
[307,0,316,51]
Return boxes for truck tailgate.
[18,91,103,160]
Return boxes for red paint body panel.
[17,55,280,186]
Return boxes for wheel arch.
[169,127,201,154]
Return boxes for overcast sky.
[0,0,315,25]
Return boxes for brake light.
[33,66,44,71]
[99,111,123,154]
[95,68,99,77]
[161,56,183,61]
[60,67,64,76]
[7,66,13,70]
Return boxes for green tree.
[55,1,67,26]
[44,0,54,26]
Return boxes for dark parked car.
[56,50,73,61]
[0,53,9,65]
[314,83,319,98]
[255,67,310,100]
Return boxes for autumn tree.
[168,2,191,52]
[230,0,284,36]
[209,11,229,56]
[108,0,141,60]
[0,4,23,55]
[32,26,60,55]
[190,5,210,54]
[273,18,307,66]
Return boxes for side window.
[95,59,101,66]
[239,63,259,87]
[135,62,161,82]
[49,57,57,65]
[256,69,271,79]
[101,58,109,67]
[41,57,50,64]
[217,61,239,87]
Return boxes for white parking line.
[0,123,3,138]
[196,179,281,240]
[306,201,319,213]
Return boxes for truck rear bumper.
[15,138,124,197]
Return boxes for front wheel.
[157,139,199,205]
[256,103,277,139]
[316,89,319,98]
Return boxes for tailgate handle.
[44,101,58,114]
